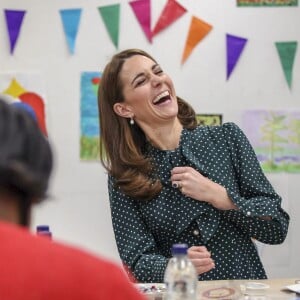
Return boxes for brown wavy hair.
[98,49,197,201]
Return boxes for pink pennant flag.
[226,34,248,80]
[4,9,26,54]
[129,0,152,43]
[152,0,187,37]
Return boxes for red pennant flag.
[4,9,26,54]
[152,0,187,37]
[181,16,212,65]
[129,0,152,43]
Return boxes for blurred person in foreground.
[0,97,145,300]
[98,48,290,283]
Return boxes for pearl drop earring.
[130,118,134,125]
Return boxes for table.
[140,278,300,299]
[198,278,300,299]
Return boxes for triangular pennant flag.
[59,8,82,54]
[226,34,248,80]
[129,0,152,43]
[275,41,298,89]
[98,4,120,49]
[4,9,26,54]
[152,0,187,37]
[181,16,212,65]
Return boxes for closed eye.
[135,77,146,87]
[153,65,163,75]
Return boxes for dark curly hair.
[0,98,53,225]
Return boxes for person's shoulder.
[0,221,110,268]
[187,123,245,146]
[0,222,144,299]
[221,122,241,131]
[190,122,240,135]
[0,222,123,277]
[206,122,243,137]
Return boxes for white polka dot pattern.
[108,122,290,283]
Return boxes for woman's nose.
[151,74,162,86]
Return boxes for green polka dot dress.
[108,122,290,283]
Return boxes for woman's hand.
[187,246,215,275]
[171,166,237,210]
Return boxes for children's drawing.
[196,114,223,126]
[242,110,300,173]
[0,73,47,136]
[80,71,101,160]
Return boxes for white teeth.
[153,91,170,104]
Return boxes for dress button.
[246,211,251,216]
[193,229,200,236]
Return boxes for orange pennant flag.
[181,16,212,64]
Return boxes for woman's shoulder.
[184,123,246,149]
[190,122,242,137]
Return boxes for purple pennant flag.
[226,34,248,80]
[4,9,26,54]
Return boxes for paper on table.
[283,284,300,294]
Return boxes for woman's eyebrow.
[152,63,160,70]
[131,72,144,85]
[131,63,160,85]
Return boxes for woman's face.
[118,55,178,128]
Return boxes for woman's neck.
[144,118,183,150]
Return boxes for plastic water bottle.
[164,244,198,300]
[36,225,52,239]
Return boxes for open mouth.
[153,91,171,105]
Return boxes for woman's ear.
[113,102,133,119]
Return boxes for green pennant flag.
[275,41,298,89]
[98,4,120,49]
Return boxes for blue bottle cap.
[36,225,52,239]
[171,243,188,255]
[36,225,50,232]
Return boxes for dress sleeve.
[108,176,168,283]
[222,122,290,244]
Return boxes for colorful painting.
[196,114,223,126]
[80,71,101,161]
[0,72,47,136]
[242,110,300,173]
[237,0,298,6]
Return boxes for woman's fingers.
[188,246,215,275]
[188,246,210,255]
[190,257,215,274]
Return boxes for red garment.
[0,221,145,300]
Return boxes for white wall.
[0,0,299,278]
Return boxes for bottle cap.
[36,225,52,239]
[36,225,50,232]
[171,243,188,255]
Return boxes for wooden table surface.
[197,278,300,299]
[141,278,300,299]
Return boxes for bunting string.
[2,0,299,89]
